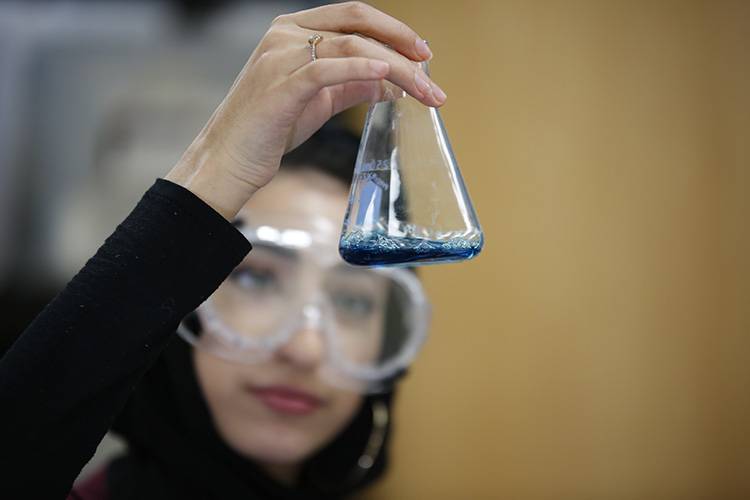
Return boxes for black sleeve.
[0,179,252,498]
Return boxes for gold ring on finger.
[308,34,323,62]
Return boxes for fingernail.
[431,82,447,103]
[414,69,432,98]
[415,38,432,60]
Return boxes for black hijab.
[108,333,394,500]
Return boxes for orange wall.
[360,1,750,498]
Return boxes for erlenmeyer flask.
[339,62,483,266]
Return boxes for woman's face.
[193,169,368,468]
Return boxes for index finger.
[282,1,432,62]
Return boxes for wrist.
[165,137,258,220]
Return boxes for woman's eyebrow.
[250,241,299,261]
[331,263,374,279]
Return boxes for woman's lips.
[249,385,323,415]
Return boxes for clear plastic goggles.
[178,214,431,393]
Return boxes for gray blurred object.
[0,0,305,289]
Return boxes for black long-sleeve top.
[0,179,252,498]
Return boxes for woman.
[0,2,445,499]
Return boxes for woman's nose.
[275,306,325,369]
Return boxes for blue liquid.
[339,232,482,266]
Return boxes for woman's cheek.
[325,390,364,435]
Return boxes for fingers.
[328,80,385,116]
[315,33,445,106]
[281,1,432,62]
[286,56,390,104]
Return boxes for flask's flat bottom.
[339,233,482,266]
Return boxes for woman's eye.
[331,291,375,320]
[229,266,279,292]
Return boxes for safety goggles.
[178,214,431,393]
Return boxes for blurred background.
[1,1,748,499]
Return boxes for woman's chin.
[226,424,322,466]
